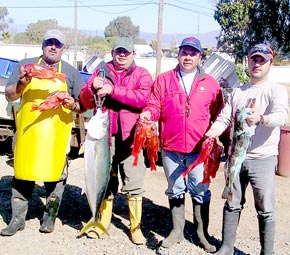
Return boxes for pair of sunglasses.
[249,46,273,56]
[43,39,64,49]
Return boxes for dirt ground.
[0,137,290,255]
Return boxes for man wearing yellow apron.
[1,29,84,236]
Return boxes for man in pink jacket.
[79,37,153,245]
[140,37,224,252]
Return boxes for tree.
[214,0,290,62]
[214,0,255,63]
[0,7,13,41]
[104,16,139,39]
[26,19,58,44]
[248,0,290,55]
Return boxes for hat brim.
[179,44,202,53]
[112,45,134,52]
[249,52,272,61]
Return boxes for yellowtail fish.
[222,107,252,200]
[77,108,110,237]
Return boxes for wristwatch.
[257,115,265,125]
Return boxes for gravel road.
[0,139,290,255]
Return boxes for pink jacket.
[143,66,224,153]
[80,61,153,141]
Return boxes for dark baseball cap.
[179,37,202,53]
[112,37,134,52]
[248,43,274,60]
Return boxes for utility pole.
[73,0,78,69]
[155,0,163,77]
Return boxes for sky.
[1,0,220,36]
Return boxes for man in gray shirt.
[206,43,289,255]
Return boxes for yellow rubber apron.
[14,59,73,181]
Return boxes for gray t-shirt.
[211,81,289,159]
[6,56,84,100]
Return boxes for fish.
[132,119,147,166]
[144,122,159,171]
[222,107,252,201]
[30,90,69,112]
[132,119,159,171]
[77,108,111,237]
[202,140,224,184]
[181,137,216,178]
[24,63,66,82]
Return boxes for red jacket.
[80,61,153,141]
[143,66,224,153]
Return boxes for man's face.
[178,46,202,73]
[42,39,65,64]
[248,55,272,81]
[112,48,135,71]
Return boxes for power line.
[3,1,213,17]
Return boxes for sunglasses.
[44,39,64,48]
[249,46,273,56]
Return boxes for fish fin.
[30,104,38,112]
[78,143,85,155]
[56,73,66,82]
[221,186,232,201]
[77,219,110,238]
[181,166,193,177]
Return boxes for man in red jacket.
[79,37,153,245]
[140,37,224,252]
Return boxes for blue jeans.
[161,149,211,203]
[225,156,276,222]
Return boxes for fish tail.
[77,218,110,238]
[132,154,139,166]
[150,162,157,171]
[181,168,190,178]
[201,177,210,184]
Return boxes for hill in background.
[9,24,219,48]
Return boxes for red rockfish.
[31,91,69,112]
[24,63,66,82]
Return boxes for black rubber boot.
[39,196,60,233]
[193,200,216,253]
[1,189,28,236]
[39,180,65,233]
[259,220,275,255]
[161,197,185,248]
[215,208,240,255]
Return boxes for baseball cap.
[179,37,202,53]
[112,37,134,52]
[248,43,274,60]
[43,29,65,45]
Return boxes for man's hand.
[93,76,112,96]
[140,111,152,121]
[205,128,220,138]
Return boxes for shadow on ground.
[0,139,248,254]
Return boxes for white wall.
[269,66,290,84]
